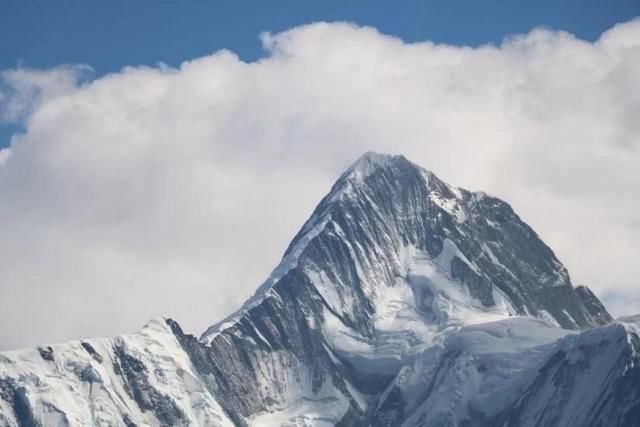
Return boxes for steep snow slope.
[4,316,639,426]
[1,152,623,426]
[495,318,640,427]
[374,316,640,427]
[0,319,234,427]
[373,317,574,426]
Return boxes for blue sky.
[1,1,637,149]
[1,1,639,148]
[2,0,640,72]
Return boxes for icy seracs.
[2,152,637,427]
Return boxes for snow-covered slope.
[2,152,631,427]
[374,316,640,427]
[0,319,234,427]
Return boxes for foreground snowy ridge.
[3,152,638,427]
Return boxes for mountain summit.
[204,152,606,341]
[3,153,636,427]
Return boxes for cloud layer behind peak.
[1,20,639,349]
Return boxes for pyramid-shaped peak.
[335,152,452,200]
[341,152,422,183]
[354,151,405,165]
[350,151,409,171]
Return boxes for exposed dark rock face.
[113,344,186,426]
[13,387,38,427]
[80,341,103,363]
[0,379,39,427]
[36,347,54,363]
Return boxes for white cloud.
[0,20,639,349]
[0,65,92,124]
[0,148,9,165]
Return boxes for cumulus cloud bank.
[1,20,639,349]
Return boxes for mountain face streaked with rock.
[3,152,638,427]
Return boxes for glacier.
[2,152,638,427]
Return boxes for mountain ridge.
[2,152,633,427]
[204,151,608,345]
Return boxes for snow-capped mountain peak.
[2,153,629,427]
